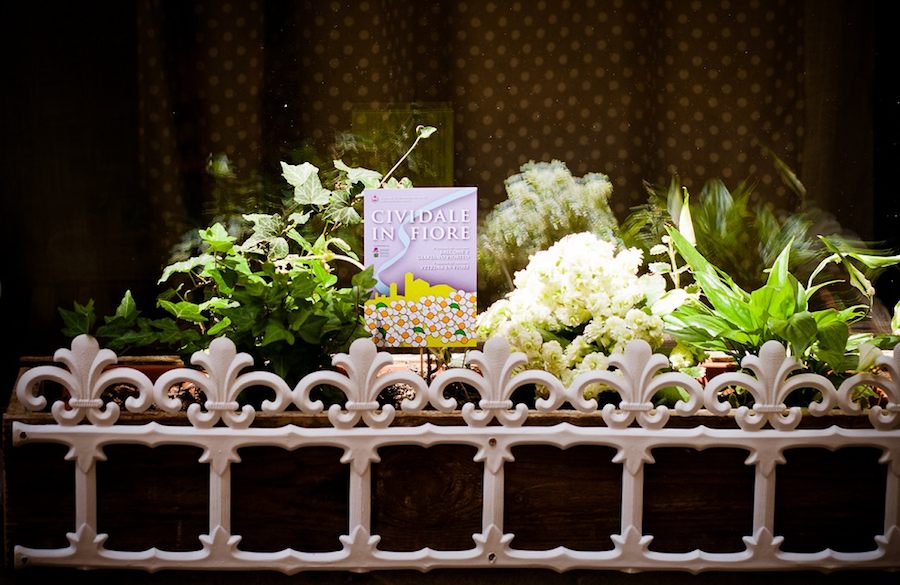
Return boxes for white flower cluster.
[365,291,477,347]
[478,232,673,385]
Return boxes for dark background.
[1,1,898,395]
[1,2,899,583]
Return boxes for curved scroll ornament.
[429,336,564,427]
[564,339,702,429]
[293,338,428,429]
[704,340,836,431]
[153,337,292,428]
[837,342,900,429]
[15,335,153,426]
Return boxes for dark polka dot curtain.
[136,0,868,250]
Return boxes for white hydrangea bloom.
[478,232,668,384]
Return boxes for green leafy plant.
[60,126,437,383]
[624,152,900,318]
[662,226,889,378]
[622,175,836,293]
[478,160,619,304]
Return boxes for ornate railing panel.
[7,335,900,573]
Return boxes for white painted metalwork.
[9,334,900,573]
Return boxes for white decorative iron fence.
[7,334,900,573]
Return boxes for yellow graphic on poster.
[364,273,477,348]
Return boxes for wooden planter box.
[2,336,899,574]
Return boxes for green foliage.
[663,227,876,376]
[621,175,828,292]
[478,160,620,304]
[623,158,900,314]
[59,127,435,382]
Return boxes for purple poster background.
[364,187,477,295]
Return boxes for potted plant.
[56,126,438,392]
[661,225,899,408]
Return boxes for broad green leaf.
[761,144,807,200]
[844,261,875,300]
[893,300,900,334]
[666,227,757,331]
[268,237,289,260]
[199,297,239,312]
[289,275,319,299]
[697,179,734,238]
[326,205,362,226]
[113,290,137,320]
[280,161,318,189]
[334,159,382,188]
[287,211,311,227]
[110,328,162,348]
[810,306,866,331]
[764,239,792,291]
[749,247,799,322]
[383,176,413,189]
[59,299,96,337]
[205,267,235,296]
[856,342,881,372]
[815,320,850,373]
[653,386,692,407]
[261,321,295,346]
[292,170,330,206]
[771,311,817,357]
[242,213,281,239]
[286,229,312,251]
[311,234,328,255]
[199,223,236,253]
[220,304,260,331]
[352,266,376,290]
[207,317,232,336]
[313,264,339,287]
[288,308,312,331]
[159,254,215,283]
[158,299,207,323]
[149,318,198,345]
[297,315,330,344]
[819,235,900,269]
[329,237,353,254]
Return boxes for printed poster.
[364,187,477,348]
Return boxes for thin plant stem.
[379,135,421,188]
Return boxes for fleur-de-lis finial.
[430,336,563,427]
[153,337,292,428]
[838,342,900,429]
[565,340,701,429]
[16,335,153,425]
[705,341,836,431]
[293,338,427,428]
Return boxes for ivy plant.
[61,126,436,383]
